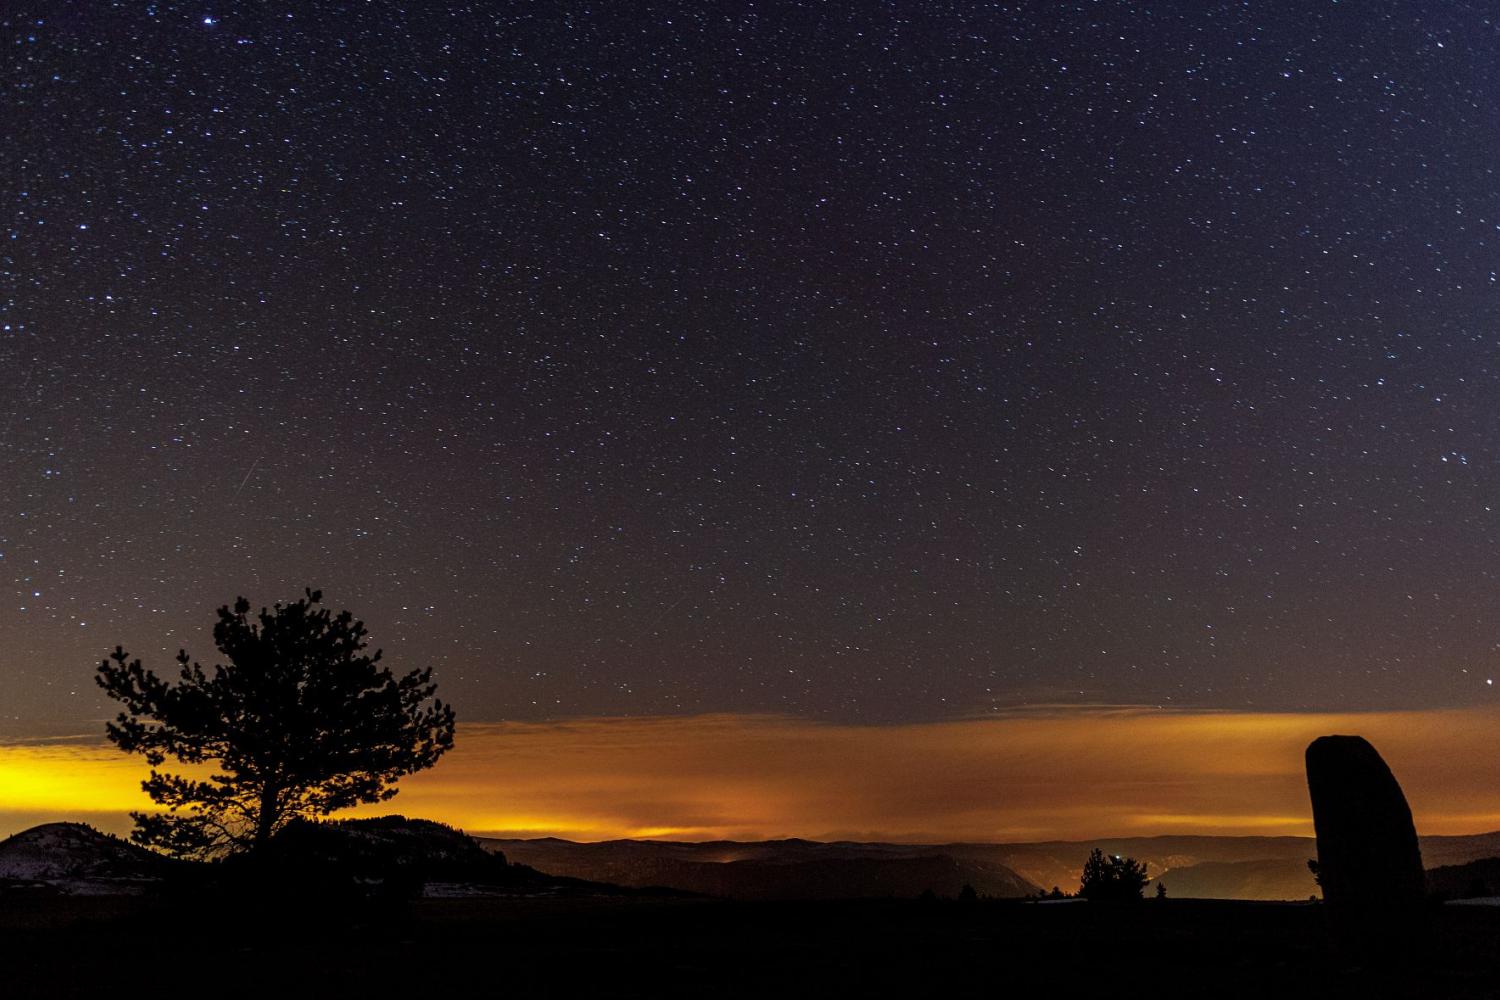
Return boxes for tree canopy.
[96,589,456,859]
[1078,847,1150,901]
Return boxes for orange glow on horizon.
[3,706,1499,844]
[0,742,158,814]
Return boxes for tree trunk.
[253,783,278,853]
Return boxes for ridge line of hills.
[479,829,1500,901]
[6,820,1499,902]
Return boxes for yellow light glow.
[0,744,155,812]
[4,706,1499,843]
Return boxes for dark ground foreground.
[2,895,1498,999]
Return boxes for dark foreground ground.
[2,895,1498,999]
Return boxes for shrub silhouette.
[1078,848,1149,901]
[96,589,456,859]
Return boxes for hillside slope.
[0,823,176,893]
[484,831,1500,901]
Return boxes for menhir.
[1305,734,1426,958]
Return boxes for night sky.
[5,2,1500,734]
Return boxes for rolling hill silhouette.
[483,831,1500,900]
[1426,856,1500,901]
[477,836,1038,899]
[0,818,645,899]
[10,820,1500,902]
[0,823,179,893]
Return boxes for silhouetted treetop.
[96,589,456,859]
[1078,847,1149,901]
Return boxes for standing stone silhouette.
[1305,735,1426,959]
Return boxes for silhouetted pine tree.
[96,589,455,859]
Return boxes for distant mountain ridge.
[481,831,1500,901]
[10,820,1497,901]
[473,836,1039,900]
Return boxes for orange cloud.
[3,707,1498,843]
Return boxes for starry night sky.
[4,2,1500,733]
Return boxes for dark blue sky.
[4,1,1499,731]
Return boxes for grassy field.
[2,895,1498,998]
